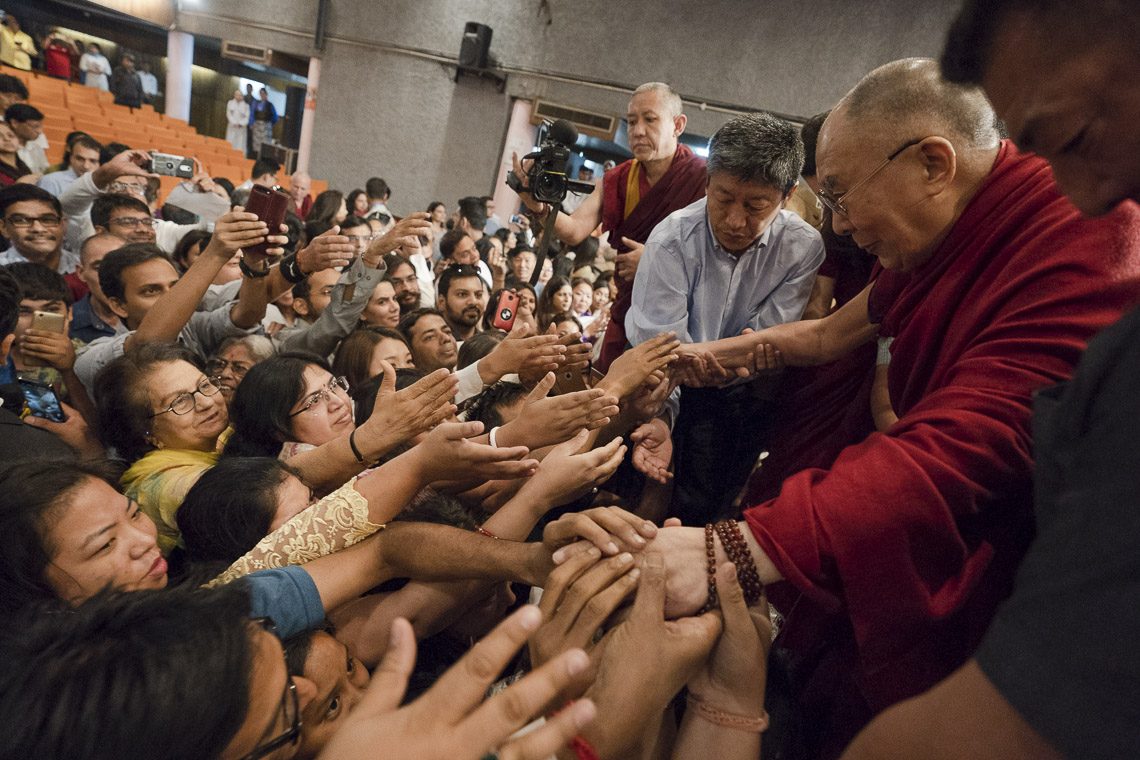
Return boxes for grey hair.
[632,82,683,118]
[707,113,804,193]
[843,58,999,149]
[214,334,276,364]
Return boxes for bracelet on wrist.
[701,523,718,614]
[238,256,270,279]
[488,425,500,448]
[348,428,366,464]
[714,520,765,605]
[686,693,769,733]
[279,253,307,284]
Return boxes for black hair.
[799,111,829,178]
[91,193,151,231]
[365,177,390,200]
[0,584,254,760]
[94,342,202,462]
[457,196,487,229]
[346,189,367,214]
[0,183,62,218]
[426,200,444,215]
[2,262,72,305]
[100,141,131,165]
[0,74,28,100]
[536,275,572,331]
[3,103,42,124]
[493,226,511,244]
[438,228,469,261]
[339,213,369,231]
[437,263,482,299]
[224,352,330,459]
[97,243,173,303]
[251,158,280,180]
[170,229,212,272]
[179,457,298,564]
[214,176,235,198]
[457,329,504,370]
[0,460,117,616]
[62,135,101,168]
[942,0,1034,85]
[305,190,344,227]
[464,381,528,430]
[0,267,20,339]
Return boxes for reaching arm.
[511,152,604,245]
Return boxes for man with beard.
[436,264,485,343]
[384,254,424,314]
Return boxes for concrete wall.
[175,0,963,213]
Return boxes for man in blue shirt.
[627,113,824,524]
[37,136,101,200]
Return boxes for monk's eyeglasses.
[818,137,926,217]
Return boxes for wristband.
[686,693,769,733]
[476,526,500,540]
[488,425,500,448]
[279,253,306,284]
[238,256,270,278]
[348,428,366,464]
[700,523,719,614]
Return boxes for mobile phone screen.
[18,380,67,423]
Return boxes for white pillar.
[165,31,193,121]
[493,99,538,218]
[296,57,321,174]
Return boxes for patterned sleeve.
[207,477,385,587]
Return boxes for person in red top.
[40,31,77,80]
[512,82,706,371]
[649,58,1140,759]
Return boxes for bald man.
[290,170,312,217]
[512,82,706,370]
[649,58,1140,758]
[833,5,1140,759]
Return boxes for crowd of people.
[0,0,1138,758]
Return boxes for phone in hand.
[491,289,520,331]
[18,379,67,423]
[24,310,67,368]
[149,151,195,178]
[243,185,292,257]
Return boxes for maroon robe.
[742,143,1140,757]
[596,144,706,371]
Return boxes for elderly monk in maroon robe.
[512,82,706,371]
[647,58,1140,759]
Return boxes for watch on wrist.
[279,253,307,284]
[238,256,270,279]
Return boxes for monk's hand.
[616,238,645,282]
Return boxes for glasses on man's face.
[149,376,220,417]
[346,234,377,249]
[240,618,302,760]
[5,213,63,228]
[205,357,252,378]
[817,137,926,218]
[110,216,159,229]
[289,376,350,417]
[107,181,147,197]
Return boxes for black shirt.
[975,303,1140,760]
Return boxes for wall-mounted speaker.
[459,22,492,69]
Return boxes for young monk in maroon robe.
[512,82,705,371]
[648,59,1140,759]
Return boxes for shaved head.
[632,82,683,119]
[838,58,999,152]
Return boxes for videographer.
[511,82,706,371]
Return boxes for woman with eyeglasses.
[206,334,276,404]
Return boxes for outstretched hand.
[317,609,597,760]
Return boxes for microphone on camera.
[548,119,579,147]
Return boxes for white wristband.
[489,426,500,448]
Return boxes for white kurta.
[226,99,250,153]
[79,53,111,90]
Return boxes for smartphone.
[491,290,520,331]
[553,365,589,394]
[243,185,292,257]
[149,151,195,179]
[18,379,67,423]
[509,213,525,225]
[24,310,67,368]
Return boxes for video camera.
[506,119,595,205]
